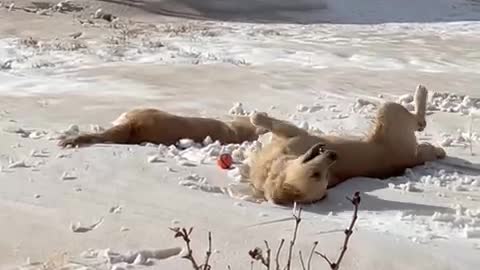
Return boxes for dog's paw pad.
[415,85,428,96]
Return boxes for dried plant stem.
[172,192,361,270]
[299,250,307,270]
[307,242,318,270]
[264,241,271,270]
[170,227,212,270]
[183,229,200,269]
[248,241,271,268]
[201,232,213,270]
[315,192,361,270]
[275,239,285,270]
[285,205,302,270]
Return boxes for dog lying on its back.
[58,108,268,147]
[248,85,446,204]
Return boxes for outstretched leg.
[250,112,309,138]
[414,85,428,131]
[368,85,429,143]
[411,87,446,164]
[58,123,132,147]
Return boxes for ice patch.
[79,247,182,266]
[8,160,29,169]
[147,154,165,163]
[70,217,104,233]
[179,174,224,193]
[61,171,77,181]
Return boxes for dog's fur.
[249,85,446,204]
[58,108,268,147]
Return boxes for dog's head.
[266,143,337,204]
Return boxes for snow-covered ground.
[1,0,480,269]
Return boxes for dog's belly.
[284,135,325,155]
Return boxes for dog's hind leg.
[368,85,429,143]
[250,112,309,138]
[58,123,132,147]
[411,87,447,164]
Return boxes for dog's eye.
[311,172,321,178]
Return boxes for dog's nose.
[327,151,337,161]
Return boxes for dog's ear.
[270,183,302,205]
[302,143,326,163]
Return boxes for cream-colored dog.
[58,108,267,147]
[249,85,446,204]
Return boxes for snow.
[1,0,480,269]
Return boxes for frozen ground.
[1,0,480,269]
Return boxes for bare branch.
[299,250,306,270]
[314,251,333,267]
[170,192,360,270]
[314,192,361,270]
[307,241,318,270]
[201,231,213,270]
[285,203,302,270]
[264,241,271,270]
[275,239,285,270]
[336,192,361,268]
[249,247,269,268]
[170,227,200,270]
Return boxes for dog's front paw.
[417,118,427,131]
[58,137,79,148]
[415,84,428,97]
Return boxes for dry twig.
[172,192,360,270]
[307,241,318,270]
[170,227,214,270]
[299,250,306,270]
[201,232,213,270]
[275,239,285,270]
[315,192,361,270]
[170,227,200,269]
[264,241,271,270]
[248,241,271,269]
[285,204,302,270]
[251,203,302,270]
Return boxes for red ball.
[217,153,233,170]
